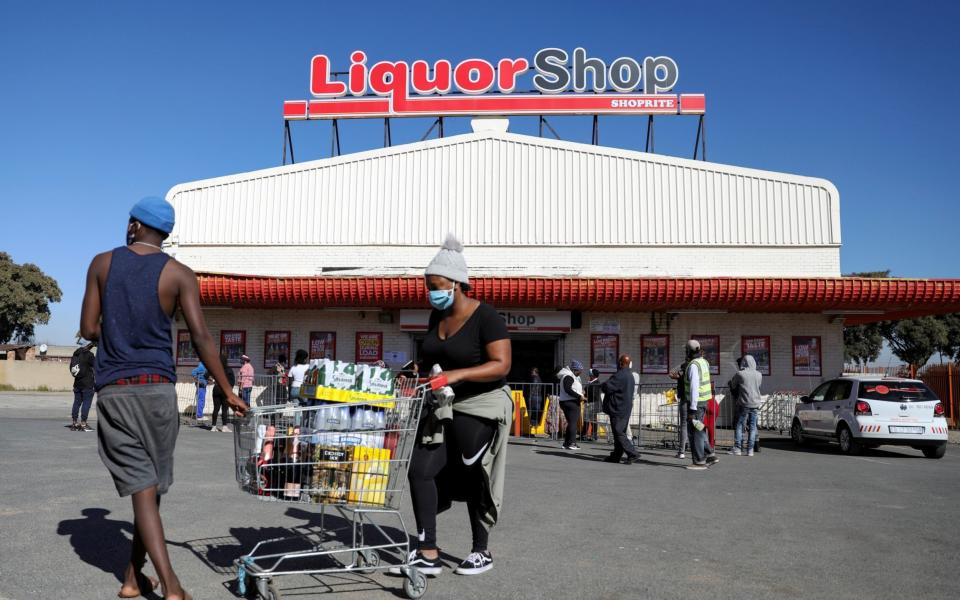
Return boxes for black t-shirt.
[420,302,510,400]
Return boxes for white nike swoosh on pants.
[461,443,489,466]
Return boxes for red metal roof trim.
[196,275,960,323]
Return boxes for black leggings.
[211,393,230,426]
[560,400,580,447]
[408,412,497,553]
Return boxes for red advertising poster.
[793,336,822,377]
[176,329,198,367]
[355,332,383,364]
[309,331,336,361]
[220,330,246,368]
[692,335,720,375]
[741,336,771,376]
[591,334,619,373]
[263,330,291,370]
[641,335,670,374]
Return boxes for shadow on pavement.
[55,508,161,598]
[175,505,423,598]
[534,449,689,469]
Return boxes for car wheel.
[922,444,947,459]
[837,424,863,455]
[791,419,805,446]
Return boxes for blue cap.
[130,196,175,234]
[570,359,584,371]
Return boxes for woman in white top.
[286,349,310,401]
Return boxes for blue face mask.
[429,288,455,311]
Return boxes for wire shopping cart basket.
[233,378,429,599]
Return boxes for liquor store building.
[164,120,960,393]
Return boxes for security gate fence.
[176,375,802,447]
[176,374,282,423]
[509,381,802,450]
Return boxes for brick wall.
[177,308,841,394]
[170,244,841,278]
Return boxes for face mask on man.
[428,286,455,311]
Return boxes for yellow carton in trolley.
[299,360,396,409]
[348,446,392,506]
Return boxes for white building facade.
[164,123,958,393]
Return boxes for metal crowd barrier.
[176,374,282,424]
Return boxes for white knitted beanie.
[424,234,469,286]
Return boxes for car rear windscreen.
[858,382,938,401]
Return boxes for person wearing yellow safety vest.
[683,340,719,470]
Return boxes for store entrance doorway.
[508,335,561,385]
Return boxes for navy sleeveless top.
[95,247,176,389]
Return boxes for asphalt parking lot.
[1,392,958,600]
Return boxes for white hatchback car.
[791,376,948,458]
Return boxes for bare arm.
[443,339,512,386]
[175,263,246,415]
[79,253,109,341]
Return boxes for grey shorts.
[96,383,179,497]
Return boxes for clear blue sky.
[2,0,958,345]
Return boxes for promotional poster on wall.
[176,329,198,366]
[793,336,822,376]
[264,331,291,370]
[356,332,383,364]
[641,334,669,374]
[741,336,771,375]
[692,335,720,374]
[309,331,337,361]
[591,334,619,373]
[220,330,246,367]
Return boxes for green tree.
[879,317,949,370]
[842,270,890,365]
[0,252,62,343]
[936,313,960,362]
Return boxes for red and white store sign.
[400,310,571,333]
[284,47,705,120]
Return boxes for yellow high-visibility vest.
[688,357,712,405]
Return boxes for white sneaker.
[222,424,233,433]
[675,452,685,459]
[746,450,754,457]
[562,444,581,450]
[728,447,742,456]
[211,426,221,432]
[455,551,493,575]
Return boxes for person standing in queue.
[397,234,512,577]
[601,355,641,464]
[81,196,245,600]
[556,360,586,450]
[669,358,691,459]
[683,339,720,470]
[210,349,236,432]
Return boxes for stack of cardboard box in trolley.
[299,360,397,506]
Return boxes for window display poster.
[264,330,291,370]
[591,334,619,373]
[641,335,670,374]
[309,331,336,361]
[355,332,383,364]
[741,336,771,375]
[793,336,822,376]
[691,335,720,375]
[220,330,246,367]
[176,329,198,366]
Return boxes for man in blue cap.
[81,196,245,600]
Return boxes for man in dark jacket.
[601,354,640,464]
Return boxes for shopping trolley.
[232,378,430,599]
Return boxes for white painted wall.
[177,308,842,394]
